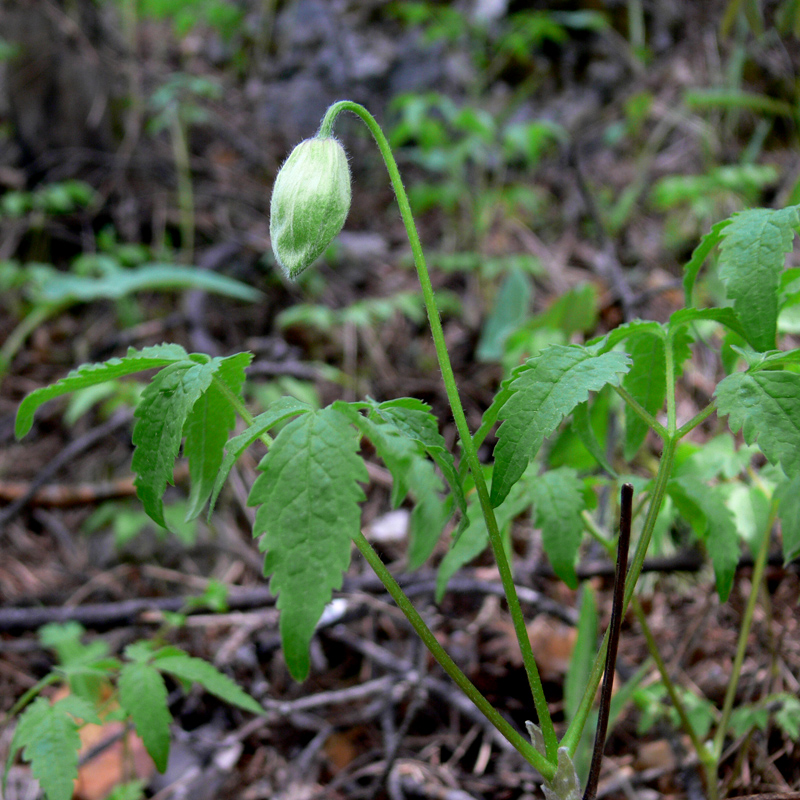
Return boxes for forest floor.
[1,2,799,799]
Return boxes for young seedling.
[9,100,800,799]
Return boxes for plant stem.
[319,100,557,763]
[675,402,715,439]
[614,385,668,439]
[352,530,556,781]
[563,435,677,755]
[711,504,775,765]
[664,333,677,435]
[632,597,713,764]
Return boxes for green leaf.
[9,697,81,800]
[153,653,263,715]
[248,407,368,680]
[337,404,448,568]
[476,266,533,361]
[570,398,616,477]
[668,307,749,344]
[683,217,732,305]
[491,344,631,506]
[369,398,466,517]
[622,332,666,460]
[531,468,586,588]
[436,469,533,601]
[775,474,800,563]
[717,205,800,352]
[669,479,740,601]
[588,319,664,354]
[118,662,171,773]
[183,353,252,520]
[35,263,261,304]
[775,693,800,739]
[715,369,800,477]
[15,344,189,438]
[207,396,312,517]
[132,360,219,527]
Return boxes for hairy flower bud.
[269,136,351,279]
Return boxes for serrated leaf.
[131,360,220,527]
[622,332,666,460]
[436,469,533,601]
[775,474,800,563]
[571,399,616,477]
[183,352,252,520]
[118,662,171,773]
[715,369,800,477]
[491,344,631,507]
[531,468,586,589]
[36,263,261,304]
[775,694,800,739]
[369,398,467,517]
[669,479,739,601]
[154,654,263,715]
[208,396,312,518]
[588,319,664,354]
[683,217,732,305]
[669,306,749,344]
[248,407,368,680]
[337,404,448,568]
[15,344,189,438]
[9,697,81,800]
[717,205,800,352]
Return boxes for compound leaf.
[491,344,631,507]
[118,662,171,773]
[153,653,263,715]
[248,407,368,680]
[715,369,800,477]
[15,344,189,438]
[183,352,252,521]
[8,697,81,800]
[531,468,585,589]
[132,360,218,527]
[717,205,800,352]
[369,398,466,516]
[207,396,312,517]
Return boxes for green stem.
[675,402,715,439]
[711,504,775,765]
[352,530,556,781]
[614,384,668,439]
[562,435,677,755]
[319,100,557,763]
[632,597,713,764]
[665,333,677,435]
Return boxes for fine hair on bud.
[269,136,352,280]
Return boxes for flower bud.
[269,136,351,279]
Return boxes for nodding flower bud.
[269,136,351,280]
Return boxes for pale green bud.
[269,136,351,279]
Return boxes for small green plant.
[3,621,261,800]
[9,101,800,799]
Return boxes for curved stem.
[712,504,775,763]
[319,100,557,763]
[352,530,556,781]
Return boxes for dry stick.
[582,483,633,800]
